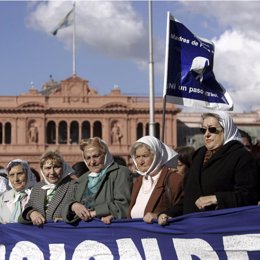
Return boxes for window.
[47,121,56,144]
[155,122,160,139]
[93,121,102,138]
[82,121,90,139]
[59,121,67,144]
[137,123,143,140]
[70,121,79,144]
[5,122,11,144]
[0,122,2,144]
[145,123,149,135]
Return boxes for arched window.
[137,123,143,140]
[5,122,11,144]
[47,121,56,144]
[0,122,2,144]
[145,122,160,139]
[155,122,160,139]
[93,121,102,138]
[145,123,149,135]
[70,121,79,144]
[59,121,67,144]
[82,121,90,140]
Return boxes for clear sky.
[0,1,259,113]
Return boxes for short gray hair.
[131,142,154,158]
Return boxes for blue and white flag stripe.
[52,8,74,36]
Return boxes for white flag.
[52,8,74,36]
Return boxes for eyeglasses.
[200,127,222,135]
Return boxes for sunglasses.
[200,127,222,134]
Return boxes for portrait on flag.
[163,12,233,110]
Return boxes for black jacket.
[167,141,260,217]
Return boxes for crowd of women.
[0,111,259,226]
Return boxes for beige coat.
[0,189,30,223]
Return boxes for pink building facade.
[1,75,259,172]
[0,75,179,171]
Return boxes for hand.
[101,215,114,224]
[54,217,63,223]
[143,212,157,224]
[90,210,96,218]
[71,202,92,221]
[30,211,45,226]
[195,195,217,210]
[158,213,169,226]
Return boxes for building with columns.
[176,111,260,149]
[0,75,179,171]
[0,75,259,171]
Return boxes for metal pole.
[161,95,167,142]
[72,2,76,76]
[148,0,155,136]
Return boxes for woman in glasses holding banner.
[158,111,260,225]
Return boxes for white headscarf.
[203,111,242,145]
[6,159,37,190]
[130,136,178,177]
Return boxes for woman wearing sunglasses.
[158,111,259,225]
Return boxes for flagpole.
[148,0,155,136]
[161,95,166,143]
[72,1,76,76]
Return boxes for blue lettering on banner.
[1,206,260,259]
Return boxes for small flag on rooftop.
[52,7,74,36]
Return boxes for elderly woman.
[158,111,260,225]
[0,159,36,223]
[63,137,132,225]
[128,136,183,223]
[18,150,74,225]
